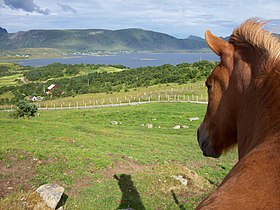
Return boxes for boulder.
[35,184,65,209]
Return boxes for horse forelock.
[229,18,280,73]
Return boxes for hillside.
[0,28,208,52]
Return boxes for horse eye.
[205,82,212,89]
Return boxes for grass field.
[0,74,23,87]
[0,48,73,60]
[0,102,237,209]
[34,82,208,109]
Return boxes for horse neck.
[236,67,280,159]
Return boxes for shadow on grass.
[114,174,146,210]
[171,190,186,210]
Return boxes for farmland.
[0,102,237,209]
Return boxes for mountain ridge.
[0,28,208,52]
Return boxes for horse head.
[197,31,237,158]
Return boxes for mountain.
[0,28,208,52]
[0,27,7,34]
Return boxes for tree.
[10,100,38,119]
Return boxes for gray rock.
[173,125,181,129]
[146,124,153,128]
[188,117,199,121]
[181,125,189,129]
[36,183,64,209]
[172,175,188,186]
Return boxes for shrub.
[10,100,38,119]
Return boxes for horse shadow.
[114,174,146,210]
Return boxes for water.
[15,53,218,68]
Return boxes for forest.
[0,60,216,104]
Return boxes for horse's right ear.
[205,30,231,57]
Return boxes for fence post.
[76,102,78,109]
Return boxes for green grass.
[0,102,237,209]
[0,74,23,87]
[36,82,207,108]
[0,48,73,60]
[80,66,126,75]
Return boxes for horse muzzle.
[197,123,221,158]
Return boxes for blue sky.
[1,0,279,38]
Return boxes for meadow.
[0,102,237,209]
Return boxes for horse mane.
[229,18,280,74]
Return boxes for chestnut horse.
[197,19,280,209]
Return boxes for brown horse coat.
[197,19,280,209]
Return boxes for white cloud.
[0,0,279,37]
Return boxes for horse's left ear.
[205,30,234,57]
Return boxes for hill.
[0,28,208,52]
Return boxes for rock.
[36,183,64,209]
[188,117,199,121]
[172,175,188,186]
[181,125,189,129]
[173,125,181,129]
[146,124,153,128]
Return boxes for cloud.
[3,0,50,15]
[57,3,77,14]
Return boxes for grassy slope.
[36,82,207,108]
[0,48,74,60]
[0,102,237,209]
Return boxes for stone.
[146,124,153,128]
[172,175,188,186]
[36,183,64,209]
[188,117,199,121]
[181,125,189,129]
[173,125,181,129]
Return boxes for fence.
[1,93,208,111]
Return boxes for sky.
[0,0,280,38]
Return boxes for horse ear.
[205,30,231,56]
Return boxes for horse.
[196,19,280,209]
